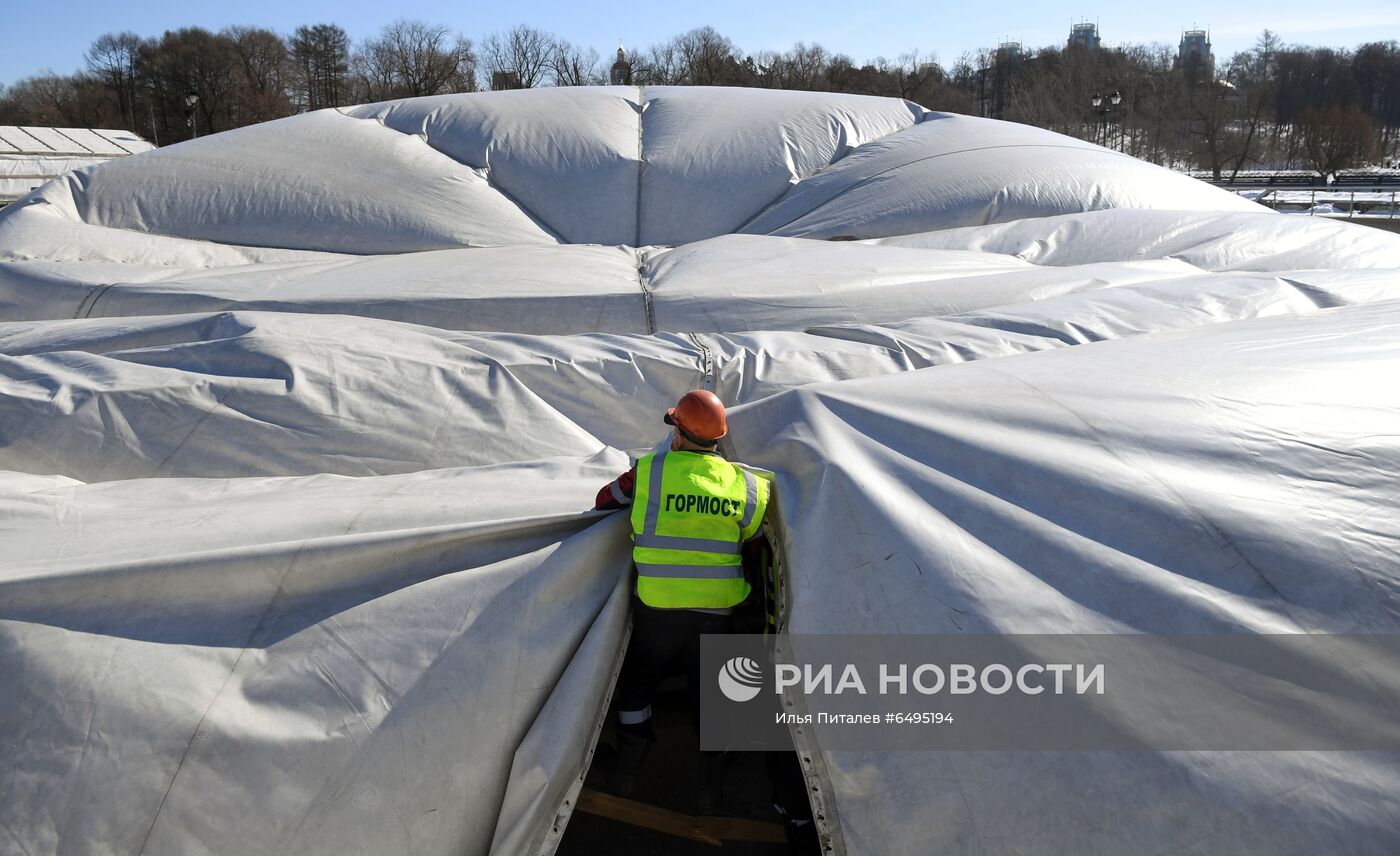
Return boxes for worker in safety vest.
[593,389,770,793]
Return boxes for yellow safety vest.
[630,450,769,609]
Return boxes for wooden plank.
[575,789,722,845]
[574,788,787,846]
[697,814,789,844]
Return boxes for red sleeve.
[594,468,636,510]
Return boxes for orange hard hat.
[665,389,728,442]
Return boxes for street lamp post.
[184,91,199,139]
[1090,90,1122,150]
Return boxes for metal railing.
[1233,188,1400,219]
[1196,170,1400,189]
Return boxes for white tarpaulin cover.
[1,86,1398,855]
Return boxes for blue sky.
[3,0,1398,86]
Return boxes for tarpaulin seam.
[144,376,280,476]
[634,85,646,248]
[54,673,107,849]
[4,253,244,271]
[687,332,716,390]
[635,248,656,334]
[770,608,847,856]
[630,87,658,331]
[74,283,115,318]
[133,536,318,855]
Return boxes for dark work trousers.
[616,597,734,735]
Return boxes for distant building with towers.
[1068,22,1101,51]
[491,71,523,91]
[610,46,633,85]
[977,42,1024,120]
[1177,29,1215,82]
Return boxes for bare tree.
[84,32,141,129]
[1352,40,1400,162]
[224,27,290,124]
[1300,104,1376,177]
[757,42,832,90]
[888,49,944,101]
[5,20,1398,176]
[1219,34,1279,178]
[672,26,742,85]
[480,25,555,89]
[138,28,241,137]
[634,41,684,85]
[820,53,862,93]
[1183,78,1241,179]
[289,23,350,110]
[0,74,81,125]
[787,42,832,90]
[354,19,475,101]
[551,40,603,87]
